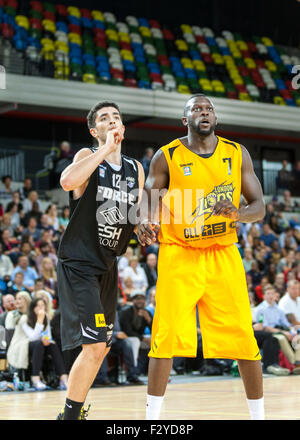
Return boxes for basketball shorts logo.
[95,314,106,327]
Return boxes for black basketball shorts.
[57,259,118,351]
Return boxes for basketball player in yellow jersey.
[137,94,266,420]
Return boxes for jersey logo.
[183,166,192,176]
[99,206,125,225]
[190,181,235,223]
[99,165,106,178]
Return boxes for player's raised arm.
[137,149,169,246]
[60,127,124,192]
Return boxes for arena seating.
[1,0,300,106]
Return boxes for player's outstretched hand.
[211,200,240,220]
[137,221,160,246]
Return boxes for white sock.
[246,397,265,420]
[146,394,164,420]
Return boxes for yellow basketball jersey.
[158,136,242,248]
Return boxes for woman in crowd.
[121,255,148,293]
[22,297,68,390]
[40,257,57,298]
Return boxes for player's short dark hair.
[87,101,121,129]
[183,93,213,116]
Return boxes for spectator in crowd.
[279,190,296,213]
[274,272,286,297]
[19,178,33,200]
[10,255,39,292]
[119,290,153,372]
[0,242,14,280]
[21,217,42,243]
[277,161,294,193]
[278,227,297,251]
[50,141,75,188]
[142,253,158,294]
[247,260,263,289]
[40,257,57,298]
[45,204,59,231]
[122,276,135,305]
[259,285,300,374]
[260,223,277,248]
[146,286,156,319]
[278,280,300,326]
[122,256,148,292]
[5,291,32,371]
[58,206,70,233]
[0,175,13,199]
[20,241,37,268]
[32,289,55,319]
[38,214,54,234]
[242,247,255,273]
[34,241,58,276]
[31,278,48,299]
[108,311,144,385]
[21,297,68,390]
[23,191,41,214]
[6,271,27,295]
[0,213,15,236]
[23,201,42,227]
[118,246,134,282]
[0,294,16,326]
[277,249,296,274]
[141,147,154,178]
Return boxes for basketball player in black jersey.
[56,101,145,420]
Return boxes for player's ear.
[182,116,188,126]
[90,128,98,138]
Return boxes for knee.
[82,342,107,364]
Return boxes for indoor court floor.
[0,374,299,420]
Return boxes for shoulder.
[73,147,93,163]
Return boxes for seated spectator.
[270,240,281,266]
[0,228,20,264]
[31,279,51,301]
[260,223,277,248]
[40,257,57,298]
[254,276,270,304]
[269,215,282,236]
[142,253,158,294]
[38,214,54,234]
[0,213,15,236]
[119,290,152,372]
[277,161,293,193]
[0,242,14,280]
[0,175,14,199]
[0,294,16,326]
[141,147,154,178]
[284,261,300,285]
[10,255,39,292]
[279,190,296,212]
[259,285,300,374]
[58,206,70,233]
[20,241,37,268]
[274,272,286,297]
[106,311,144,385]
[22,201,42,227]
[247,261,262,289]
[122,256,148,292]
[19,178,33,200]
[32,289,55,318]
[118,246,134,283]
[278,280,300,326]
[277,249,296,274]
[23,191,41,214]
[242,247,255,273]
[35,230,58,254]
[21,297,68,390]
[122,276,135,305]
[5,291,32,371]
[34,241,58,276]
[6,272,27,295]
[45,204,59,231]
[21,217,42,243]
[278,227,297,251]
[5,196,23,234]
[255,247,269,272]
[265,262,278,285]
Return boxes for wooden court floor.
[0,375,299,420]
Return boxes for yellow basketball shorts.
[149,243,260,361]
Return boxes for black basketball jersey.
[58,147,140,272]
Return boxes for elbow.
[60,175,72,192]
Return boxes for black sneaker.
[127,377,145,385]
[56,404,91,420]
